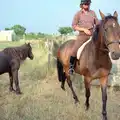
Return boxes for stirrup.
[68,65,75,75]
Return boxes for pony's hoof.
[85,106,89,111]
[85,103,90,111]
[9,88,15,92]
[16,91,22,95]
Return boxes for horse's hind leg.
[11,59,21,95]
[66,73,79,104]
[8,71,15,92]
[84,77,91,110]
[61,78,65,90]
[61,72,66,90]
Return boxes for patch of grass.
[113,84,120,91]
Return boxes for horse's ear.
[27,42,31,46]
[99,9,105,20]
[113,11,118,18]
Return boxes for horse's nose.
[111,51,120,60]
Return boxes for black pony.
[0,43,34,94]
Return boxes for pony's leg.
[8,71,15,92]
[12,70,22,94]
[100,76,108,120]
[66,74,79,104]
[84,77,91,110]
[11,59,21,94]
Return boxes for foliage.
[11,24,26,36]
[5,24,26,36]
[5,28,11,30]
[25,32,49,40]
[58,26,73,35]
[4,25,74,40]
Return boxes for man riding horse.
[69,0,99,74]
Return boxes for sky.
[1,0,120,34]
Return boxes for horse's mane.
[2,44,29,60]
[92,14,117,41]
[92,24,100,41]
[103,14,117,22]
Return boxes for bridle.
[99,19,120,52]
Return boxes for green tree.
[5,24,26,36]
[58,27,73,35]
[5,28,10,30]
[37,32,45,38]
[25,32,39,39]
[11,24,26,36]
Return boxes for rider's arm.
[72,11,86,32]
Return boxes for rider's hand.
[83,28,92,35]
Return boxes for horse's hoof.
[102,116,108,120]
[85,103,90,111]
[16,91,22,95]
[74,99,80,104]
[61,86,65,91]
[73,96,79,104]
[85,106,89,111]
[9,88,15,92]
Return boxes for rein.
[96,19,120,53]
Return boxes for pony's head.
[99,10,120,60]
[25,42,34,60]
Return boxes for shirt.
[72,9,99,33]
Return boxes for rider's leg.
[69,35,90,75]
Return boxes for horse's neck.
[93,32,109,58]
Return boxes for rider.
[69,0,99,75]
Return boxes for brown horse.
[56,10,120,120]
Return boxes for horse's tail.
[56,57,66,82]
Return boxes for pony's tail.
[56,58,66,82]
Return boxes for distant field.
[0,41,120,120]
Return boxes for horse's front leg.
[66,73,79,104]
[100,76,108,120]
[11,59,21,95]
[8,71,15,92]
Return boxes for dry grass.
[0,41,120,120]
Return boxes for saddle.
[77,37,92,60]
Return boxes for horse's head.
[25,42,34,60]
[99,10,120,60]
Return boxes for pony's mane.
[2,44,29,60]
[92,14,117,41]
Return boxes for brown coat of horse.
[56,10,120,120]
